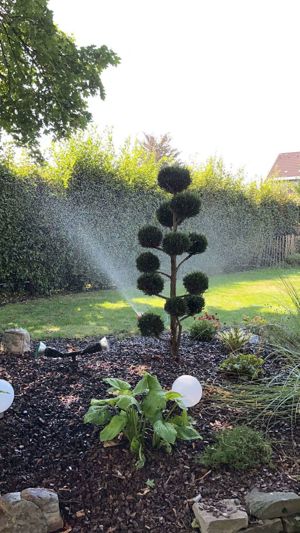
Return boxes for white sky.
[49,0,300,181]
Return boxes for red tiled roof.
[268,152,300,178]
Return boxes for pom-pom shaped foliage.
[138,225,162,248]
[170,192,201,220]
[183,271,209,295]
[158,166,191,194]
[162,232,191,256]
[137,273,164,295]
[136,252,160,273]
[164,297,187,317]
[185,294,205,316]
[138,313,164,338]
[188,233,208,255]
[156,201,174,228]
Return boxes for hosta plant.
[84,372,201,468]
[217,327,251,353]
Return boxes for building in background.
[268,152,300,184]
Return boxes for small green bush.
[217,327,250,353]
[136,252,160,273]
[138,313,164,337]
[286,252,300,267]
[199,426,272,470]
[183,271,209,294]
[190,319,217,341]
[219,353,264,379]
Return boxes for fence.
[260,234,297,267]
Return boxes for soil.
[0,334,299,532]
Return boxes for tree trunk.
[170,212,179,359]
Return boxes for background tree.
[140,133,180,162]
[0,0,120,154]
[136,166,209,359]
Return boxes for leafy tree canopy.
[0,0,120,153]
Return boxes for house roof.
[268,152,300,179]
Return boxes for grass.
[0,268,299,339]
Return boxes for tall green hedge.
[0,134,299,297]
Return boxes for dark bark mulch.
[0,335,299,532]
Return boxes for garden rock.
[0,498,47,533]
[246,489,300,519]
[193,498,248,532]
[21,488,63,532]
[249,334,260,345]
[1,328,30,355]
[246,518,283,532]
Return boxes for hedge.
[0,133,298,297]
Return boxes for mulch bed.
[0,334,299,532]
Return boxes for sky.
[49,0,300,181]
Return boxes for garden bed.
[0,335,299,532]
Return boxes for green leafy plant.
[217,327,251,353]
[286,253,300,267]
[242,314,267,335]
[219,353,264,379]
[199,426,272,470]
[136,166,208,359]
[84,372,201,468]
[190,319,218,342]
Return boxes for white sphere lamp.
[172,375,202,408]
[0,379,14,418]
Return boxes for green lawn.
[0,268,299,339]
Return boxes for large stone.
[0,498,47,533]
[193,499,248,533]
[21,488,63,532]
[2,329,30,355]
[282,515,300,533]
[247,518,283,532]
[246,489,300,519]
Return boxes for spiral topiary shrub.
[136,165,209,359]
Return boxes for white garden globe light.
[172,375,202,408]
[0,379,14,415]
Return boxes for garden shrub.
[219,353,264,379]
[190,319,218,342]
[286,252,300,267]
[84,372,201,468]
[217,327,251,353]
[199,425,272,470]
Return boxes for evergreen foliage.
[136,252,160,273]
[136,165,209,358]
[138,313,164,337]
[137,273,164,295]
[183,272,209,295]
[162,232,191,256]
[138,226,163,248]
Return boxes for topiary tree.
[136,165,209,359]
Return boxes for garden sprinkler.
[35,337,109,366]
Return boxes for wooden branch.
[176,254,192,271]
[157,270,171,279]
